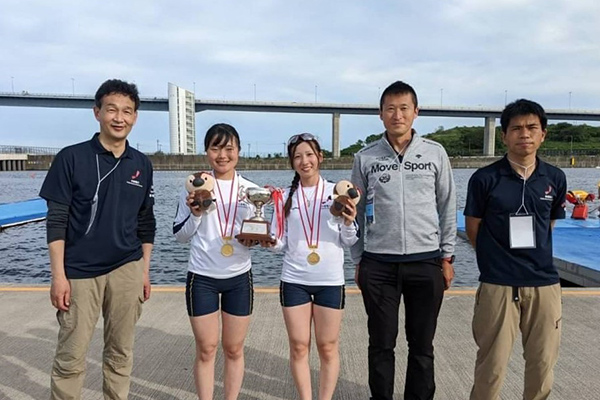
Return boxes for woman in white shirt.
[268,133,359,400]
[173,123,258,400]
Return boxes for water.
[1,168,598,286]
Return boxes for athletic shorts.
[186,270,254,317]
[279,281,345,310]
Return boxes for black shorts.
[279,281,345,310]
[186,270,254,317]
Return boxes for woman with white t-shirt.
[173,123,259,400]
[267,133,359,400]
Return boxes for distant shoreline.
[23,154,600,171]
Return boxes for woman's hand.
[341,198,357,226]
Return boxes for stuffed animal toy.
[185,172,216,211]
[330,180,361,217]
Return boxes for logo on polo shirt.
[540,185,554,201]
[127,170,144,188]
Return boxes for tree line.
[337,122,600,157]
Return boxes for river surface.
[1,168,598,286]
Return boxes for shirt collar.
[90,132,132,159]
[383,129,417,154]
[499,154,547,177]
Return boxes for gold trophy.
[235,187,274,241]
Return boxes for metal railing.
[0,145,62,155]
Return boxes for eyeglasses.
[287,133,317,146]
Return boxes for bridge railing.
[0,145,62,155]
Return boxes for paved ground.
[1,286,599,399]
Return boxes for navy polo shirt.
[40,133,155,279]
[464,155,566,287]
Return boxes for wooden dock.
[0,286,599,399]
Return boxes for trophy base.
[235,220,273,242]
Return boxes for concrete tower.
[168,83,196,154]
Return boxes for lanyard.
[297,177,325,249]
[213,173,239,240]
[85,154,121,235]
[507,158,536,215]
[384,134,411,167]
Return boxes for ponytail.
[284,172,300,217]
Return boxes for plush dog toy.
[330,180,361,217]
[185,172,216,211]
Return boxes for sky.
[1,0,599,156]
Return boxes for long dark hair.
[283,135,322,217]
[204,123,241,151]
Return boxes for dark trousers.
[358,257,445,400]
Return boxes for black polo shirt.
[40,133,155,279]
[464,155,566,287]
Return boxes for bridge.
[2,92,600,158]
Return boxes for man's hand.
[50,275,71,311]
[441,260,454,290]
[143,270,151,302]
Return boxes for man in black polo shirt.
[40,79,156,400]
[464,99,566,400]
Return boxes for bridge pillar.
[483,117,496,156]
[332,113,340,159]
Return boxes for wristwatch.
[442,255,455,264]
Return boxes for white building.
[168,82,196,154]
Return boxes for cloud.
[1,0,599,153]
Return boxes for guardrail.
[0,145,62,155]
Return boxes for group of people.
[41,78,566,400]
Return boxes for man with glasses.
[465,99,566,400]
[351,80,456,400]
[40,79,156,399]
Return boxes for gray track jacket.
[350,132,456,264]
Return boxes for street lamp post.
[71,78,75,95]
[11,76,14,93]
[504,89,507,105]
[315,85,318,103]
[570,135,573,154]
[569,91,572,109]
[440,88,443,106]
[254,83,256,101]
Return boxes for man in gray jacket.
[351,80,456,400]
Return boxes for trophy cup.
[235,187,274,241]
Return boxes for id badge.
[509,214,536,249]
[366,192,374,224]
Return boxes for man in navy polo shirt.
[40,79,156,400]
[464,99,566,400]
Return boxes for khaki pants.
[50,259,145,400]
[470,283,562,400]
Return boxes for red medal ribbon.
[297,177,325,250]
[213,172,239,240]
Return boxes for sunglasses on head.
[287,133,317,146]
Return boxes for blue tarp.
[0,197,47,229]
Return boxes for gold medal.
[307,251,320,265]
[221,243,234,257]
